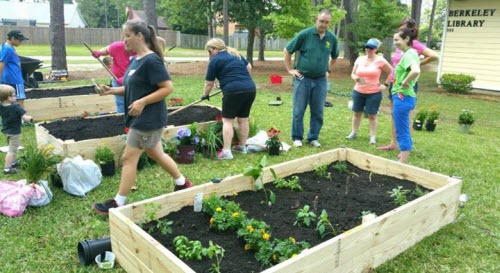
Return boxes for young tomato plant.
[316,210,336,238]
[202,240,225,273]
[156,219,173,235]
[387,186,411,206]
[244,155,276,206]
[294,205,317,227]
[271,168,303,191]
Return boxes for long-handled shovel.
[169,90,222,116]
[83,42,119,82]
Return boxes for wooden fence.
[0,26,287,50]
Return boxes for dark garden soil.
[26,85,96,99]
[39,105,221,141]
[145,162,429,273]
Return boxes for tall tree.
[266,0,311,39]
[426,0,438,48]
[50,0,67,72]
[411,0,423,27]
[143,0,157,29]
[160,0,212,34]
[223,0,229,44]
[343,0,357,66]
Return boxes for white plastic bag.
[58,156,102,197]
[27,180,53,207]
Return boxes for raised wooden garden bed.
[24,85,115,121]
[35,104,221,162]
[109,148,462,273]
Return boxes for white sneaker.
[293,140,303,147]
[217,149,233,160]
[310,140,321,147]
[345,132,357,140]
[370,136,377,145]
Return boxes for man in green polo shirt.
[284,9,339,148]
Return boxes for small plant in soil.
[255,237,309,267]
[333,161,349,174]
[271,168,303,191]
[387,186,411,206]
[20,144,60,183]
[156,219,174,235]
[209,203,247,232]
[313,164,329,178]
[361,210,376,217]
[202,241,225,273]
[139,203,161,229]
[173,236,205,261]
[244,155,276,206]
[294,205,317,227]
[413,185,429,197]
[95,143,114,164]
[316,210,336,238]
[237,218,272,250]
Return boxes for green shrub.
[95,144,115,164]
[458,109,475,125]
[440,73,475,94]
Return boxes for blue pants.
[291,76,327,142]
[111,78,125,114]
[392,94,416,151]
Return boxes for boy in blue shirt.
[0,30,29,108]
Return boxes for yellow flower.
[233,192,238,196]
[292,254,298,258]
[289,237,296,244]
[232,212,239,218]
[262,233,270,240]
[272,254,277,260]
[216,207,222,212]
[260,229,265,234]
[209,217,215,224]
[244,244,251,251]
[246,225,254,232]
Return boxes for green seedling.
[316,209,336,238]
[387,186,411,206]
[202,241,225,273]
[271,168,303,191]
[157,219,174,235]
[333,161,348,173]
[413,185,429,197]
[244,155,276,206]
[294,205,317,227]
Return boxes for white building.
[0,0,87,28]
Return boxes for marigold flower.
[262,233,270,240]
[216,207,222,212]
[260,229,266,234]
[233,192,238,196]
[289,237,296,244]
[209,217,215,224]
[244,244,251,251]
[272,254,277,260]
[232,212,239,218]
[291,254,298,258]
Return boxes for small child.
[0,84,33,174]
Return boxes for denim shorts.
[126,128,162,149]
[351,90,382,114]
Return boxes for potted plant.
[413,108,428,131]
[21,144,60,184]
[458,109,475,133]
[171,123,201,164]
[200,122,223,158]
[265,127,282,156]
[425,106,439,132]
[95,144,115,176]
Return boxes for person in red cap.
[0,30,29,108]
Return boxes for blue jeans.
[291,76,327,142]
[392,94,416,151]
[111,78,125,114]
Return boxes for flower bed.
[109,148,462,273]
[35,104,221,162]
[24,85,115,121]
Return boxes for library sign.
[447,9,496,32]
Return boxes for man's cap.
[365,38,379,49]
[7,30,29,41]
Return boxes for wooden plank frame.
[34,104,219,162]
[109,148,462,273]
[24,85,116,121]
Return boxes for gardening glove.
[200,94,210,101]
[92,50,101,58]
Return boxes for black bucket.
[77,237,112,266]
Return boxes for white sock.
[175,175,186,186]
[114,194,127,206]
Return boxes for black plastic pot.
[425,122,436,132]
[413,121,423,131]
[77,237,112,266]
[268,146,280,156]
[100,161,116,176]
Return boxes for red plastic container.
[270,75,283,84]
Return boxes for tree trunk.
[50,0,67,72]
[246,26,255,66]
[258,29,265,61]
[343,0,358,66]
[143,0,157,30]
[223,0,229,45]
[427,0,438,48]
[411,0,423,27]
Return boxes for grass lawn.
[0,67,498,272]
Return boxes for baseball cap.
[7,30,29,41]
[365,38,379,49]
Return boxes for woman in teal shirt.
[392,28,420,163]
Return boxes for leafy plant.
[244,155,276,206]
[200,121,223,158]
[21,144,60,183]
[458,109,475,125]
[171,122,201,146]
[387,186,411,206]
[94,143,114,164]
[237,218,272,250]
[209,202,247,232]
[440,73,475,94]
[265,127,282,150]
[248,116,259,138]
[255,237,309,266]
[173,236,205,261]
[294,205,317,227]
[202,194,227,215]
[156,219,174,235]
[271,168,302,191]
[426,106,440,124]
[202,241,225,273]
[314,164,330,179]
[316,210,336,238]
[413,185,429,197]
[333,161,348,174]
[414,108,428,123]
